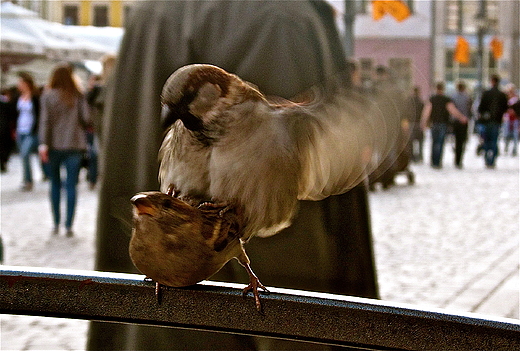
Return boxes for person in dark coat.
[408,86,425,163]
[450,81,473,168]
[88,1,379,350]
[478,74,509,168]
[0,88,17,173]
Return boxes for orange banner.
[454,36,470,64]
[372,0,411,22]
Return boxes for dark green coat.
[89,1,378,349]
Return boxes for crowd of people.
[1,61,518,234]
[0,55,114,236]
[409,75,519,170]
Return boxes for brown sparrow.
[130,186,267,310]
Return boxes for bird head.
[161,64,266,131]
[131,192,197,227]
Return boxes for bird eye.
[162,198,174,208]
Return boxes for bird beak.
[131,194,158,216]
[161,105,178,130]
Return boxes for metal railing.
[1,266,519,350]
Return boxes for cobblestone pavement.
[1,134,518,350]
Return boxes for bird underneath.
[130,185,268,310]
[130,64,401,311]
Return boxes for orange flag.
[372,0,411,22]
[454,36,470,64]
[490,37,503,60]
[372,0,387,21]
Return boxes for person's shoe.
[20,182,33,191]
[52,227,59,235]
[66,229,74,237]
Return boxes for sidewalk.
[1,134,519,350]
[370,135,519,319]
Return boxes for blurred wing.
[291,87,402,201]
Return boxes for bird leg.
[236,250,269,312]
[144,276,162,304]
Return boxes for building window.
[93,5,109,27]
[389,58,413,92]
[123,5,133,27]
[63,5,79,25]
[358,58,374,89]
[444,0,499,35]
[445,49,498,83]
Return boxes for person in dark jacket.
[421,82,468,168]
[0,87,17,173]
[408,86,425,163]
[478,74,509,168]
[451,81,473,168]
[88,1,379,350]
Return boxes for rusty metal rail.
[1,266,519,350]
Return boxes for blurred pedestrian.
[478,75,509,168]
[451,81,473,168]
[88,1,378,350]
[85,74,101,189]
[368,65,405,189]
[12,72,41,190]
[421,82,468,169]
[0,87,17,173]
[38,63,91,237]
[85,54,117,190]
[503,83,518,156]
[407,86,424,162]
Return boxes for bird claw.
[242,277,269,312]
[197,201,231,217]
[240,261,269,312]
[166,184,178,197]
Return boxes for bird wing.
[286,87,402,201]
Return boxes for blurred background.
[1,0,519,97]
[1,0,519,350]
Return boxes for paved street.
[1,134,519,350]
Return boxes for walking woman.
[14,72,40,191]
[38,64,90,236]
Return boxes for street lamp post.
[343,0,356,57]
[475,0,488,98]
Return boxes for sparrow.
[130,186,267,310]
[133,64,400,310]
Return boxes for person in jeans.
[38,64,90,236]
[421,82,468,168]
[478,75,509,168]
[14,72,40,191]
[451,81,473,168]
[502,83,518,156]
